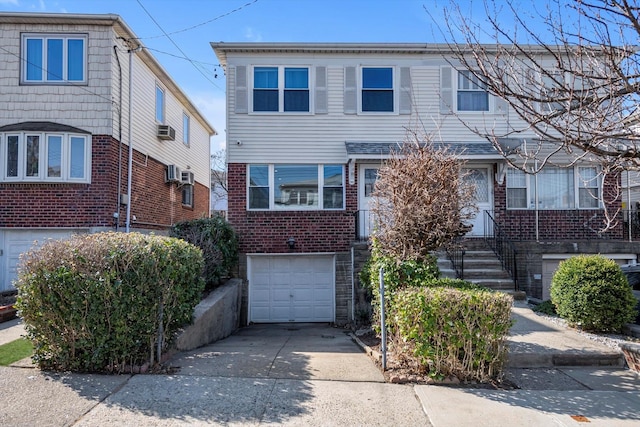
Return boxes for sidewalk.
[0,304,639,426]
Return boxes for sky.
[0,0,558,153]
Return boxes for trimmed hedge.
[15,232,204,373]
[550,255,637,332]
[390,285,513,382]
[170,217,238,289]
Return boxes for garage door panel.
[249,255,335,323]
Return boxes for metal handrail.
[446,241,465,279]
[484,211,519,291]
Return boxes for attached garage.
[248,254,335,323]
[0,229,78,291]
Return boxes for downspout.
[628,169,632,242]
[535,159,539,242]
[125,43,142,233]
[113,45,123,231]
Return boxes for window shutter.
[399,67,412,115]
[235,65,248,114]
[344,66,357,114]
[494,96,508,115]
[315,66,328,114]
[440,66,453,114]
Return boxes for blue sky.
[0,0,550,151]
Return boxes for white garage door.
[0,229,76,291]
[248,255,335,323]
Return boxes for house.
[211,42,639,325]
[0,12,215,291]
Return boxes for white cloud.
[244,27,262,42]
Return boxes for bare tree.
[435,0,640,229]
[370,132,478,261]
[210,149,227,211]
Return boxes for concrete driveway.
[0,323,431,426]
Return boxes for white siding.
[224,52,538,165]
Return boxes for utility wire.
[135,0,224,92]
[137,0,259,40]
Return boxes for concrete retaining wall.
[175,279,242,351]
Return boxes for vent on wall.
[181,170,195,185]
[166,164,182,183]
[157,124,176,140]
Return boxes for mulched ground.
[353,328,518,389]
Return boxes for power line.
[135,0,224,92]
[137,0,259,40]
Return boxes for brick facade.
[493,170,623,241]
[0,135,209,231]
[227,162,357,254]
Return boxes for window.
[182,184,194,207]
[1,132,90,182]
[506,168,527,208]
[364,168,378,197]
[457,70,489,111]
[22,34,86,83]
[578,167,599,208]
[155,85,165,123]
[505,166,600,209]
[247,164,344,210]
[362,67,393,112]
[252,66,309,112]
[183,113,190,146]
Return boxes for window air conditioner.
[181,170,195,186]
[157,124,176,140]
[166,164,182,183]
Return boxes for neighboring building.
[0,12,215,291]
[212,42,639,325]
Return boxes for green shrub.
[532,300,557,316]
[15,232,204,373]
[390,286,513,382]
[170,217,239,290]
[550,255,637,332]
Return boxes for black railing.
[446,240,465,280]
[484,211,519,291]
[354,210,375,241]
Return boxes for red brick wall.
[227,163,357,253]
[493,171,623,241]
[0,135,209,230]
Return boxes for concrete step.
[467,278,516,290]
[460,268,512,280]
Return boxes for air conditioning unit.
[181,170,195,185]
[157,124,176,140]
[166,164,182,183]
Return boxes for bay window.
[248,164,344,210]
[506,166,600,209]
[1,132,90,182]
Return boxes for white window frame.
[250,65,311,114]
[182,184,194,207]
[182,113,190,146]
[505,166,601,210]
[155,84,165,124]
[456,70,490,112]
[21,33,88,84]
[0,132,91,183]
[246,164,345,211]
[359,66,396,114]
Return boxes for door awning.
[345,141,505,161]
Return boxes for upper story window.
[253,66,309,112]
[1,131,90,183]
[248,164,344,210]
[362,67,393,112]
[457,70,489,111]
[506,166,600,210]
[183,113,190,146]
[155,85,165,123]
[22,33,87,84]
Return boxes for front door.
[462,166,493,237]
[358,165,380,238]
